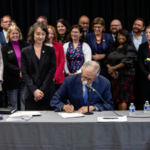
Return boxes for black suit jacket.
[2,41,29,90]
[0,31,7,46]
[137,42,150,79]
[21,44,56,100]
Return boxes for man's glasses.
[111,25,120,27]
[81,76,94,82]
[2,21,12,23]
[80,22,89,25]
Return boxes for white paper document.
[6,115,32,122]
[97,116,127,122]
[10,111,41,116]
[58,112,84,118]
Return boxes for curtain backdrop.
[0,0,150,39]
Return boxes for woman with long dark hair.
[55,19,70,44]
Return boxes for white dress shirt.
[132,31,143,51]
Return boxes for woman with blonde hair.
[2,25,29,110]
[45,25,65,90]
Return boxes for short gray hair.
[82,61,100,76]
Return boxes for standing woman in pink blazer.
[46,25,65,90]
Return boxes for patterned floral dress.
[66,42,84,73]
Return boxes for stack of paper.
[6,114,32,122]
[97,116,127,122]
[11,111,41,116]
[58,112,84,118]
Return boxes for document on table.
[98,116,127,122]
[10,111,41,116]
[58,112,84,118]
[6,115,32,122]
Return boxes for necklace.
[96,33,103,44]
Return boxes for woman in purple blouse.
[2,25,29,110]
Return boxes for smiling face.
[78,16,90,32]
[110,20,122,34]
[9,29,20,42]
[93,24,104,35]
[133,20,145,33]
[117,33,127,44]
[57,22,66,35]
[48,28,54,41]
[71,28,82,41]
[34,27,46,44]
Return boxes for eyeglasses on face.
[3,21,12,23]
[81,75,94,82]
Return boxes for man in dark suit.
[0,15,12,46]
[78,15,91,35]
[50,61,113,113]
[110,19,122,42]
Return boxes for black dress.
[105,44,137,103]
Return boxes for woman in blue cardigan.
[86,17,113,78]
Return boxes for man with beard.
[78,15,90,35]
[110,19,122,42]
[129,18,147,51]
[130,18,147,110]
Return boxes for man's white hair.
[82,61,100,76]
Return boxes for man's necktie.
[84,87,88,106]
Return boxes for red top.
[148,42,150,56]
[52,41,65,84]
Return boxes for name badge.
[146,58,150,61]
[7,50,14,54]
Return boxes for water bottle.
[129,103,136,115]
[144,101,150,113]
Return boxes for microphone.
[82,81,96,91]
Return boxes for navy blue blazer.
[50,73,113,111]
[86,32,113,55]
[0,31,7,46]
[129,31,147,48]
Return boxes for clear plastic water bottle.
[144,101,150,113]
[129,103,136,115]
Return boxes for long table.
[0,111,150,150]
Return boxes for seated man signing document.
[50,61,113,113]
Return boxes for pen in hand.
[65,100,74,113]
[67,100,72,108]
